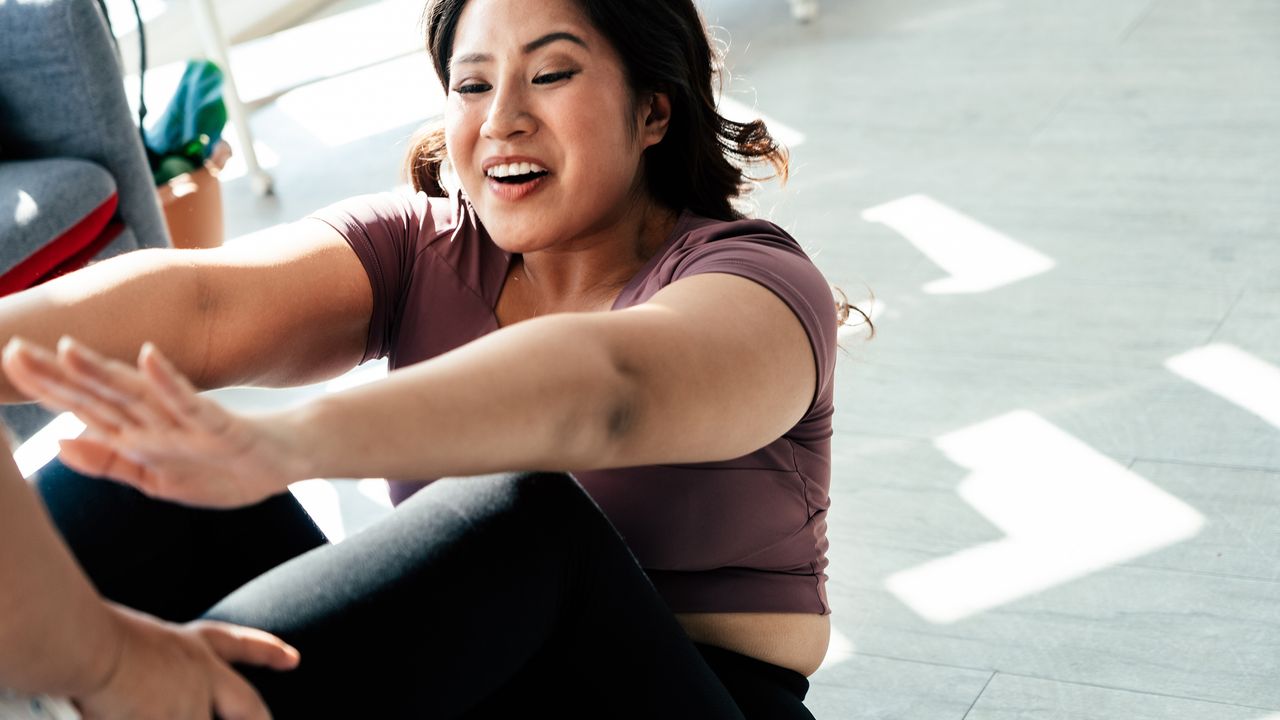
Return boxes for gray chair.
[0,0,172,442]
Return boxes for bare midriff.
[674,611,830,678]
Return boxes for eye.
[533,70,578,85]
[455,82,491,95]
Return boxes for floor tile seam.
[812,648,994,679]
[820,651,1280,713]
[822,545,1280,586]
[966,668,1280,714]
[961,671,997,720]
[1121,562,1280,586]
[1117,0,1161,44]
[1131,456,1280,475]
[1203,286,1249,345]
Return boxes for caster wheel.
[790,0,818,23]
[251,171,275,197]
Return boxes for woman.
[1,0,865,716]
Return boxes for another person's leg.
[202,471,756,719]
[34,457,328,622]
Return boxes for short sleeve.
[672,233,838,418]
[304,190,433,365]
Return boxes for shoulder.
[659,210,839,404]
[304,188,466,252]
[667,212,831,308]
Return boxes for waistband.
[692,642,810,701]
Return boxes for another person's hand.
[73,602,299,720]
[0,336,306,508]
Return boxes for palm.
[1,336,299,508]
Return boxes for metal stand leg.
[189,0,275,196]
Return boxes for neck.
[514,194,680,308]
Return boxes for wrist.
[252,399,328,483]
[72,603,127,701]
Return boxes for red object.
[0,193,122,298]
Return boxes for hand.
[0,336,307,508]
[74,602,299,720]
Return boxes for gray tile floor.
[100,0,1280,716]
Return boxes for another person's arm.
[0,219,372,402]
[0,423,301,718]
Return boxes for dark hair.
[405,0,873,343]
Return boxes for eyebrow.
[451,32,589,69]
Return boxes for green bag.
[144,59,228,185]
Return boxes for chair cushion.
[0,157,123,296]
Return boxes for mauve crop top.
[305,189,836,616]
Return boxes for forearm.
[0,249,208,403]
[0,442,120,696]
[282,312,630,482]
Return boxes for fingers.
[139,342,231,436]
[194,622,301,671]
[3,337,227,444]
[210,663,274,720]
[2,338,133,432]
[57,436,156,492]
[56,337,180,430]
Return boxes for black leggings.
[35,459,816,719]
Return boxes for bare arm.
[0,248,207,403]
[284,272,813,481]
[0,433,119,696]
[0,263,814,509]
[0,220,372,403]
[0,426,300,717]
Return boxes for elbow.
[557,316,639,471]
[591,344,643,470]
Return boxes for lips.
[480,155,552,202]
[482,155,552,175]
[485,172,549,202]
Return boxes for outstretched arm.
[0,270,815,508]
[0,219,374,405]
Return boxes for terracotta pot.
[158,162,224,249]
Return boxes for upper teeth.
[487,162,546,178]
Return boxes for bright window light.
[13,190,37,226]
[1165,343,1280,430]
[15,412,85,480]
[886,410,1204,624]
[275,53,445,148]
[861,194,1055,294]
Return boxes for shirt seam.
[415,228,498,312]
[303,215,384,364]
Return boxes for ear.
[638,91,672,149]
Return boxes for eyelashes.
[454,69,580,95]
[533,70,578,85]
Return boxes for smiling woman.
[0,0,868,718]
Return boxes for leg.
[202,471,750,719]
[34,457,328,622]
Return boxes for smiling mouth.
[489,170,550,184]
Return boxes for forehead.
[452,0,593,54]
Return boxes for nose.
[481,81,536,140]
